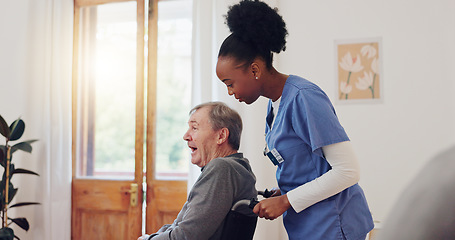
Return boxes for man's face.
[183,107,220,167]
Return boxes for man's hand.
[253,194,291,220]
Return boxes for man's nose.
[183,131,191,141]
[228,88,234,96]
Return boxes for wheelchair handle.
[249,189,272,209]
[231,188,273,211]
[249,199,259,209]
[258,188,273,198]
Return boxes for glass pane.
[155,0,192,180]
[76,2,137,179]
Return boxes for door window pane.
[76,2,137,179]
[155,0,192,180]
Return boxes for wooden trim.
[135,0,145,184]
[72,4,80,179]
[71,5,80,240]
[74,0,135,7]
[145,0,158,234]
[146,0,158,183]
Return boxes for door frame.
[71,0,188,237]
[145,0,187,233]
[71,0,145,239]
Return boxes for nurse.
[215,1,374,239]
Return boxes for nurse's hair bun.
[225,0,288,54]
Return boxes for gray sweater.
[150,153,257,240]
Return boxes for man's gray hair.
[190,101,242,150]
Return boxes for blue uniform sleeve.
[291,86,349,158]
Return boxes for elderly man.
[138,101,257,240]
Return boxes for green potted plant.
[0,115,40,240]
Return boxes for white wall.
[0,2,29,115]
[276,0,455,225]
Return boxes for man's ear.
[217,128,229,145]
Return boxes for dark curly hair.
[218,0,288,69]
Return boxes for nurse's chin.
[236,98,252,104]
[242,100,257,105]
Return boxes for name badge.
[266,148,284,166]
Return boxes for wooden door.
[71,0,145,239]
[72,180,142,239]
[145,0,187,232]
[72,0,190,238]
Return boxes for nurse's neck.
[262,68,288,102]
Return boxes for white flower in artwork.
[340,81,352,94]
[356,71,374,90]
[371,57,379,74]
[339,52,364,73]
[361,44,377,59]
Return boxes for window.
[75,1,138,179]
[74,0,192,180]
[155,0,192,179]
[72,1,192,236]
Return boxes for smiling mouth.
[189,146,197,153]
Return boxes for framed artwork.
[335,38,382,103]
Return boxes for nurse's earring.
[255,77,258,79]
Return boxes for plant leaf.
[11,140,37,154]
[0,145,7,168]
[12,168,39,177]
[9,119,25,141]
[8,202,41,209]
[10,218,29,231]
[0,177,5,209]
[0,177,17,205]
[0,115,10,139]
[7,187,18,204]
[0,146,4,167]
[0,227,14,240]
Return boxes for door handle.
[128,183,138,207]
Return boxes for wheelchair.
[220,189,273,240]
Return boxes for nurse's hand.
[253,194,291,220]
[269,187,281,197]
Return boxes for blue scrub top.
[265,75,374,240]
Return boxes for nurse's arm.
[286,141,360,213]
